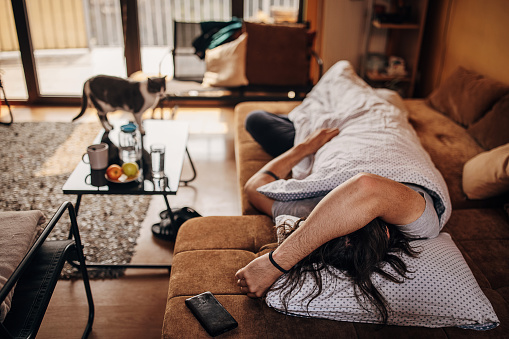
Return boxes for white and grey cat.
[72,75,166,134]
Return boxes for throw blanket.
[192,18,243,59]
[257,61,451,228]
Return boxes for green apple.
[122,162,139,178]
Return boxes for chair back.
[172,21,205,81]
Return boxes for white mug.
[82,143,109,170]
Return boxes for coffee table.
[62,119,196,270]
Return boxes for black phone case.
[185,291,238,337]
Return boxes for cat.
[72,75,166,134]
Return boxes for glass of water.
[150,144,166,179]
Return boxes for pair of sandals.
[151,207,202,242]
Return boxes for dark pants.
[244,110,296,158]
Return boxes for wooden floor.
[2,105,241,338]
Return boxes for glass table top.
[62,119,189,195]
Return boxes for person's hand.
[298,128,339,156]
[235,253,283,298]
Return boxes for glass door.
[26,0,127,96]
[0,0,304,103]
[0,0,131,103]
[0,0,28,100]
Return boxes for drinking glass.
[150,144,166,179]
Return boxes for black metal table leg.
[75,194,82,216]
[180,147,197,185]
[162,194,176,222]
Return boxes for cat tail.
[72,86,88,122]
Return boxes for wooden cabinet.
[360,0,428,98]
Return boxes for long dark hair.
[270,217,420,324]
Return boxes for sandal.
[159,207,201,221]
[152,207,202,242]
[152,217,182,242]
[159,208,179,221]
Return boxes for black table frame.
[62,120,196,271]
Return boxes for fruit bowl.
[105,170,140,184]
[105,162,140,184]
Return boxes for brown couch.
[162,70,509,338]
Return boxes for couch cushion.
[163,295,268,339]
[170,215,275,298]
[244,22,310,86]
[174,215,275,253]
[462,143,509,200]
[467,93,509,150]
[426,66,509,127]
[445,207,509,298]
[168,249,256,298]
[443,208,509,242]
[202,32,249,88]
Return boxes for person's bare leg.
[244,128,339,216]
[236,172,426,298]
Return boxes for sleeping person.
[235,61,451,323]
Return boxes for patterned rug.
[0,122,151,279]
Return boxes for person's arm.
[236,173,426,298]
[244,128,340,216]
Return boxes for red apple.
[106,164,122,180]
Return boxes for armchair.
[0,202,94,339]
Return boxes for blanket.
[257,61,451,228]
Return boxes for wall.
[319,0,366,73]
[313,0,509,97]
[418,0,509,97]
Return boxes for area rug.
[0,122,151,279]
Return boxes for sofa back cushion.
[202,32,249,88]
[467,93,509,150]
[426,66,509,127]
[244,22,310,86]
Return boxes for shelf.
[366,71,410,82]
[372,20,420,29]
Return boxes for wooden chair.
[0,201,94,339]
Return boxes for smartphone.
[185,291,238,337]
